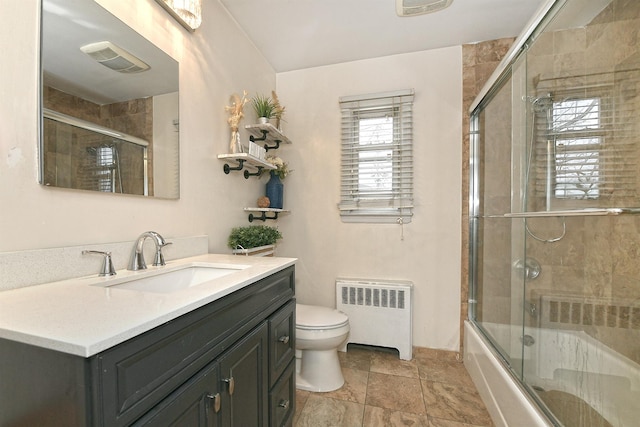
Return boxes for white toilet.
[295,303,350,392]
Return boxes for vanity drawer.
[95,266,294,427]
[269,299,296,387]
[269,360,295,427]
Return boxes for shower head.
[531,94,554,112]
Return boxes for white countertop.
[0,254,296,357]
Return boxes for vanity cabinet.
[135,323,268,427]
[0,265,295,427]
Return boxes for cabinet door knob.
[278,399,290,410]
[223,377,235,396]
[206,393,221,413]
[278,335,290,344]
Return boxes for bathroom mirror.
[40,0,180,199]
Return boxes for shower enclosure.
[467,0,640,426]
[42,109,149,195]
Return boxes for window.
[552,97,601,199]
[95,145,116,192]
[339,90,414,223]
[533,84,639,207]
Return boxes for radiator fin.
[341,285,408,310]
[540,295,640,330]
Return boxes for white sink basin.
[98,264,249,294]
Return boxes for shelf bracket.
[244,167,264,179]
[249,130,269,142]
[263,139,281,152]
[249,129,281,151]
[223,159,246,174]
[248,211,280,222]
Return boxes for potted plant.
[228,225,282,256]
[251,94,275,124]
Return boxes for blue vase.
[265,171,284,209]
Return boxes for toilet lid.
[296,304,349,330]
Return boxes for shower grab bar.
[503,208,640,218]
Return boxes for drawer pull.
[278,399,290,410]
[223,377,235,395]
[206,393,221,413]
[278,335,290,344]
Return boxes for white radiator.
[336,278,413,360]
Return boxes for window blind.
[532,72,640,209]
[339,89,414,223]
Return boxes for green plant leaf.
[227,225,282,249]
[251,94,276,118]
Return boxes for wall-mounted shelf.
[217,153,276,179]
[244,207,290,222]
[245,123,292,152]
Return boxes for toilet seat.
[296,304,349,331]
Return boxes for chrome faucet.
[82,250,117,276]
[128,231,171,271]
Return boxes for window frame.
[338,89,414,223]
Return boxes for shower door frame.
[467,1,571,426]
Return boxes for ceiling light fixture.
[155,0,202,32]
[396,0,453,17]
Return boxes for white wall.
[0,0,275,253]
[275,47,463,351]
[2,1,463,351]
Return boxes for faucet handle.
[82,250,117,276]
[153,242,172,267]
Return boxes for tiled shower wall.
[43,86,153,195]
[460,38,515,353]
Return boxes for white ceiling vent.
[80,41,150,73]
[396,0,454,17]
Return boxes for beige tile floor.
[293,345,494,427]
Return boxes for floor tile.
[322,367,369,404]
[294,389,310,425]
[295,394,364,427]
[295,346,494,427]
[364,405,430,426]
[421,380,493,426]
[366,372,426,414]
[338,347,372,371]
[416,357,474,387]
[370,351,419,378]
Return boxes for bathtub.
[464,321,640,427]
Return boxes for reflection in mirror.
[41,0,180,199]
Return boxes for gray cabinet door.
[219,323,269,426]
[268,299,296,386]
[133,361,222,427]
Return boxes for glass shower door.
[470,68,528,379]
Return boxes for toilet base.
[295,348,344,392]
